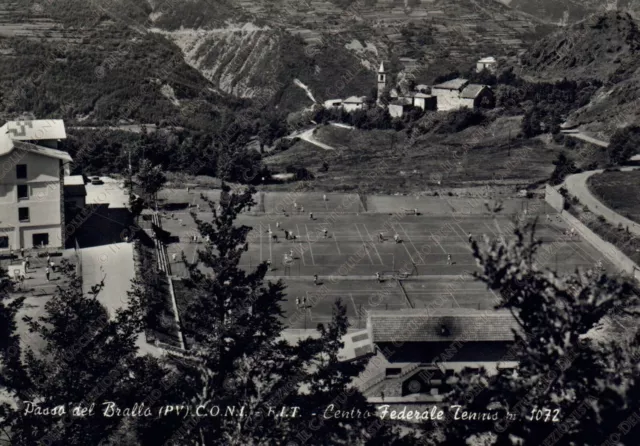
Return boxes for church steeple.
[377,61,387,106]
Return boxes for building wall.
[460,98,475,109]
[413,97,425,110]
[0,149,64,250]
[389,104,404,118]
[432,88,464,111]
[377,341,513,363]
[475,89,495,108]
[476,62,497,73]
[343,103,364,112]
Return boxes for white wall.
[343,103,364,112]
[0,149,63,249]
[545,185,564,212]
[433,89,463,111]
[389,104,404,118]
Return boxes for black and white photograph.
[1,0,640,445]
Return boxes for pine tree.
[137,159,166,207]
[143,183,406,445]
[431,222,640,446]
[0,265,27,444]
[1,261,165,445]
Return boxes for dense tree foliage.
[428,223,640,446]
[608,125,640,166]
[0,262,169,445]
[550,152,579,185]
[137,159,167,206]
[138,184,406,445]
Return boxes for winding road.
[563,166,640,238]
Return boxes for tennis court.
[159,191,615,329]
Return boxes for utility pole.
[128,145,133,198]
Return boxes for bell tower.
[377,61,387,106]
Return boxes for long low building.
[350,308,520,402]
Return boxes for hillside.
[146,0,553,113]
[516,11,640,137]
[495,0,640,24]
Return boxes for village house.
[343,308,519,403]
[476,56,497,73]
[342,95,367,112]
[0,119,72,251]
[431,78,494,111]
[324,61,493,117]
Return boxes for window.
[32,233,49,247]
[18,207,29,222]
[16,164,27,179]
[0,236,8,249]
[17,184,28,200]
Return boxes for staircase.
[151,212,171,275]
[360,362,421,397]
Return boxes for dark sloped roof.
[14,141,72,162]
[432,78,469,91]
[460,84,489,99]
[369,308,518,343]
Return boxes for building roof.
[0,120,71,161]
[390,97,413,106]
[3,119,66,141]
[13,141,72,162]
[64,175,85,186]
[432,78,469,91]
[368,309,518,343]
[323,99,343,107]
[379,61,385,73]
[460,84,489,99]
[478,56,497,63]
[412,92,432,98]
[343,95,367,104]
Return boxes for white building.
[0,120,72,251]
[431,78,494,111]
[476,56,497,73]
[342,96,367,112]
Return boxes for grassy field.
[162,190,614,331]
[587,170,640,224]
[264,122,565,194]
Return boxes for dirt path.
[560,130,609,147]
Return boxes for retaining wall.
[545,185,640,281]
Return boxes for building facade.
[0,120,71,251]
[476,56,497,73]
[353,309,519,402]
[432,78,494,111]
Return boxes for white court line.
[333,231,342,255]
[484,221,499,237]
[399,223,426,264]
[362,223,384,265]
[304,224,316,266]
[489,289,501,307]
[295,224,306,266]
[429,230,447,254]
[393,223,417,264]
[354,223,375,265]
[350,293,358,315]
[454,222,474,252]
